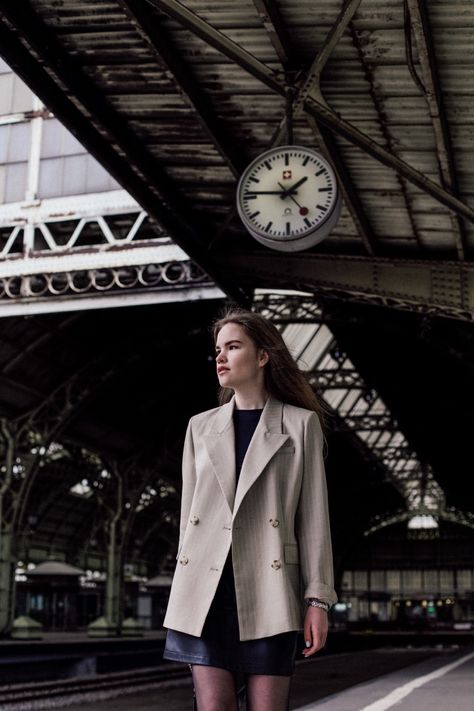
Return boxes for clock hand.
[278,183,309,216]
[279,175,308,199]
[244,189,297,196]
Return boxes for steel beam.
[251,0,377,255]
[307,118,377,255]
[406,0,467,260]
[221,251,474,320]
[349,25,424,252]
[293,0,363,112]
[251,0,295,68]
[0,3,199,244]
[149,0,474,225]
[119,0,245,178]
[0,6,248,305]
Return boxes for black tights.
[191,664,291,711]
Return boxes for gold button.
[179,556,189,565]
[270,518,280,527]
[190,515,200,525]
[271,560,281,570]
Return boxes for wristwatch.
[305,598,330,612]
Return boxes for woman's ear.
[258,349,270,367]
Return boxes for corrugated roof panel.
[7,0,469,264]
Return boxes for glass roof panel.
[267,293,447,518]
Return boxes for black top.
[233,408,263,481]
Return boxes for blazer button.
[179,556,189,565]
[190,515,200,525]
[271,560,282,570]
[269,518,280,527]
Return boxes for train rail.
[0,663,192,710]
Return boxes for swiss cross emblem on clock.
[282,169,292,179]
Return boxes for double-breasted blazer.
[163,394,337,641]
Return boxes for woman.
[163,308,337,710]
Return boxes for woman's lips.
[217,368,229,375]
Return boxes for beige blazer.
[163,394,337,641]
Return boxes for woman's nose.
[216,352,226,363]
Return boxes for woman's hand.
[302,606,328,657]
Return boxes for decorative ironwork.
[0,260,210,302]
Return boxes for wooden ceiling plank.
[150,0,474,227]
[406,0,467,260]
[119,0,246,178]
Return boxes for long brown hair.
[212,307,325,421]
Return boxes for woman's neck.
[234,388,268,411]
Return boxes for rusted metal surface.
[0,0,473,284]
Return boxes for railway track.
[0,663,192,709]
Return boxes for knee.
[197,702,237,711]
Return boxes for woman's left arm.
[295,411,338,654]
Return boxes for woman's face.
[215,322,268,392]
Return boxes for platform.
[63,644,472,711]
[294,647,474,711]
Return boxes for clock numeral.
[264,160,272,171]
[315,168,327,177]
[265,221,273,233]
[243,194,257,200]
[304,217,312,228]
[249,211,260,219]
[286,222,291,235]
[318,187,332,192]
[284,153,289,166]
[316,204,328,212]
[302,156,310,166]
[249,176,260,183]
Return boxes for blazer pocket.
[284,543,299,565]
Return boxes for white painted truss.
[0,64,222,314]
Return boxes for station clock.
[236,145,341,251]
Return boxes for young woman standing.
[163,308,337,710]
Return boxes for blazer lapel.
[202,398,236,514]
[233,395,290,518]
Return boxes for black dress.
[163,408,298,675]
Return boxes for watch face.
[236,145,341,251]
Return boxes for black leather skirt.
[163,556,298,676]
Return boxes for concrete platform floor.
[295,647,474,711]
[74,645,470,710]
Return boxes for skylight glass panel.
[338,388,362,414]
[323,388,349,409]
[350,396,370,415]
[299,324,334,370]
[318,352,337,370]
[366,397,386,415]
[408,515,438,529]
[282,323,316,362]
[70,480,92,498]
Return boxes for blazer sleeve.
[177,416,197,556]
[295,411,338,606]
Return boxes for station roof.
[0,0,473,314]
[0,1,473,569]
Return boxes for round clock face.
[236,145,341,252]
